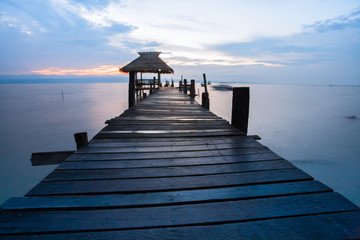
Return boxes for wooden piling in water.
[183,79,188,94]
[74,132,88,149]
[190,79,195,99]
[231,87,250,135]
[202,73,209,109]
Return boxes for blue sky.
[0,0,359,84]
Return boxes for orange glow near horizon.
[32,65,127,76]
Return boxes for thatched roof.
[120,52,174,74]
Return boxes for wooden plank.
[99,129,244,134]
[94,131,245,139]
[76,142,263,154]
[108,119,228,124]
[57,152,283,170]
[66,147,272,161]
[26,169,312,196]
[2,181,331,211]
[44,160,294,181]
[31,151,74,166]
[103,125,235,131]
[89,135,260,143]
[2,211,358,239]
[107,116,224,121]
[86,137,257,148]
[0,193,358,235]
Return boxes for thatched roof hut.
[120,52,174,74]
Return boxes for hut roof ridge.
[120,51,174,74]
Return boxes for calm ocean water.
[0,83,359,206]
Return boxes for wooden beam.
[31,151,74,166]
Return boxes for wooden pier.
[1,87,359,239]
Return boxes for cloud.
[303,7,360,33]
[0,13,32,35]
[1,0,359,84]
[31,65,122,75]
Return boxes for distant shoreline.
[0,76,359,87]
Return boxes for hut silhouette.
[120,52,174,108]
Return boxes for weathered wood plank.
[26,169,312,196]
[2,211,358,239]
[76,142,263,154]
[31,151,74,166]
[103,124,235,131]
[86,136,256,148]
[66,147,272,161]
[0,193,358,235]
[94,131,246,139]
[2,181,331,211]
[57,152,283,170]
[44,160,294,181]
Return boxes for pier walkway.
[0,87,359,239]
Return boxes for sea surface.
[0,82,359,207]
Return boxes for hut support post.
[179,81,182,91]
[190,79,195,99]
[231,87,250,135]
[129,71,136,108]
[158,73,161,88]
[183,79,188,94]
[202,73,209,109]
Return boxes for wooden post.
[128,71,136,108]
[158,72,161,88]
[203,73,208,93]
[202,73,209,109]
[183,79,187,94]
[190,79,195,99]
[231,87,250,135]
[153,77,156,92]
[202,92,209,109]
[74,132,88,149]
[171,79,174,87]
[179,80,182,91]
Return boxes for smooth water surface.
[0,82,359,207]
[201,83,360,206]
[0,83,128,204]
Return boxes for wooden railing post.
[183,79,187,94]
[202,73,209,109]
[74,132,88,149]
[190,79,195,99]
[231,87,250,135]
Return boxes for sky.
[0,0,359,84]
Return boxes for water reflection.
[0,83,128,204]
[197,83,360,206]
